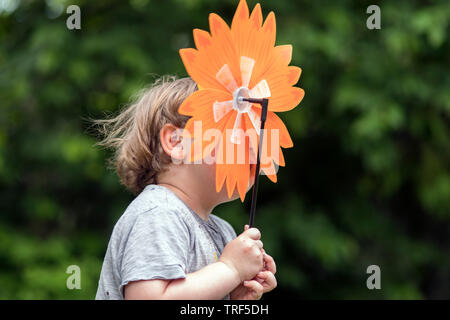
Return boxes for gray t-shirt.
[95,184,237,300]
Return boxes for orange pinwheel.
[179,0,304,202]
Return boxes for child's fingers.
[263,252,276,274]
[243,280,264,300]
[255,240,263,249]
[256,271,268,279]
[243,227,261,240]
[255,270,269,282]
[254,271,266,284]
[254,272,266,284]
[256,271,277,293]
[244,224,249,231]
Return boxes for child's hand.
[230,255,277,300]
[230,226,277,300]
[254,250,277,293]
[230,279,264,300]
[219,227,264,282]
[243,224,277,275]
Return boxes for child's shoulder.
[114,184,188,230]
[127,184,179,214]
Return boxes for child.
[94,76,277,300]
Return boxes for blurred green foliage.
[0,0,449,299]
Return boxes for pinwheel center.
[232,86,251,114]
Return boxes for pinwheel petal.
[269,86,305,112]
[236,139,251,201]
[209,13,241,86]
[287,66,302,85]
[247,11,277,89]
[180,48,224,91]
[265,111,294,148]
[249,3,263,30]
[193,29,213,50]
[274,45,293,65]
[261,160,278,182]
[231,0,250,35]
[215,139,227,193]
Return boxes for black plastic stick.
[242,98,269,228]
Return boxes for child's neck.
[158,182,214,221]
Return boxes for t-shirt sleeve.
[119,209,190,294]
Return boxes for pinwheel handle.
[246,98,269,228]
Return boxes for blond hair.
[94,76,197,195]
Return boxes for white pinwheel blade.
[213,100,233,123]
[230,113,243,144]
[247,107,261,135]
[216,64,238,92]
[250,79,271,99]
[240,56,255,88]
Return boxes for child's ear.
[160,124,185,162]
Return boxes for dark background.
[0,0,449,299]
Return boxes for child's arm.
[125,261,239,299]
[124,228,264,300]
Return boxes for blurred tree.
[0,0,449,299]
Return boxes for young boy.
[94,76,276,300]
